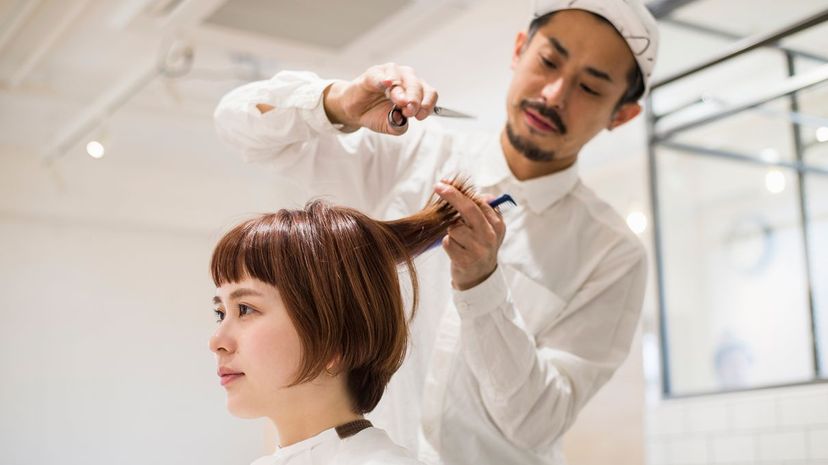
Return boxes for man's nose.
[541,77,572,110]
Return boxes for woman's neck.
[268,376,362,447]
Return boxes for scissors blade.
[433,106,475,119]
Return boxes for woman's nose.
[209,322,236,354]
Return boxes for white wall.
[0,129,303,464]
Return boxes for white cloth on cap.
[533,0,659,94]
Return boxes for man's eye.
[239,304,254,317]
[581,84,600,96]
[214,309,225,323]
[541,56,557,69]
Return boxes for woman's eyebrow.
[213,288,263,305]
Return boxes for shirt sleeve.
[212,70,433,214]
[452,240,648,452]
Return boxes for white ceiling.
[0,0,826,183]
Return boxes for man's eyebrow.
[548,37,569,58]
[586,67,613,83]
[547,36,615,84]
[213,288,263,305]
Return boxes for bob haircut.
[210,179,478,414]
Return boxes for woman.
[208,180,477,465]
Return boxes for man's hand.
[435,182,507,291]
[323,63,439,135]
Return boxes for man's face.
[505,9,641,164]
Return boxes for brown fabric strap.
[335,419,373,439]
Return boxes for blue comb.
[425,193,517,252]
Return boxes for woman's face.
[209,276,303,418]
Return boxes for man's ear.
[512,31,528,70]
[608,102,642,130]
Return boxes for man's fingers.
[435,182,489,232]
[399,67,424,117]
[442,235,473,264]
[446,224,476,250]
[416,84,438,121]
[478,198,506,240]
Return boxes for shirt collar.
[476,134,581,215]
[271,427,340,461]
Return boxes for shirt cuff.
[452,265,509,320]
[301,79,349,135]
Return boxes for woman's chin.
[226,398,262,419]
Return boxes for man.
[213,1,659,464]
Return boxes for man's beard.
[505,122,557,162]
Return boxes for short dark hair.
[527,12,645,107]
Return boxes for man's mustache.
[520,100,567,135]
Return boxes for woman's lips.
[524,109,558,133]
[220,373,244,386]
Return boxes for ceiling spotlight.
[626,211,648,235]
[817,127,828,143]
[86,141,105,159]
[759,148,780,163]
[765,169,785,194]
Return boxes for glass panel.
[658,149,816,394]
[796,80,828,170]
[669,98,799,163]
[805,173,828,377]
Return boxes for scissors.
[384,84,474,128]
[387,105,475,128]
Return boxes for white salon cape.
[250,426,423,465]
[215,71,648,465]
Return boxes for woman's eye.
[581,84,600,96]
[214,309,225,323]
[239,304,254,317]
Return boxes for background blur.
[1,1,827,464]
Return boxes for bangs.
[210,213,286,286]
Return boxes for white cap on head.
[532,0,660,97]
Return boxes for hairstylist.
[213,1,659,464]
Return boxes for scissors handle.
[388,106,408,128]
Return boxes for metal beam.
[653,8,828,90]
[645,97,672,396]
[7,0,93,88]
[45,0,227,161]
[654,62,828,140]
[786,53,822,377]
[646,0,702,19]
[655,140,828,177]
[664,17,828,63]
[0,0,43,55]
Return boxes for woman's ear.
[324,355,343,376]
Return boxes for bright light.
[765,169,786,194]
[86,140,105,159]
[760,148,779,162]
[817,127,828,143]
[626,211,648,235]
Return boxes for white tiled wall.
[645,384,828,465]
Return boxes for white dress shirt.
[250,426,423,465]
[214,71,648,465]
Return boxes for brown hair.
[210,179,477,413]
